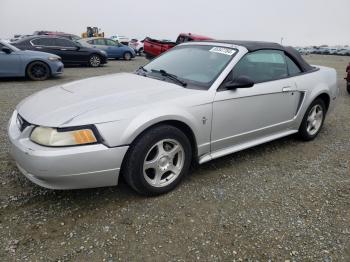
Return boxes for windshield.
[143,45,237,88]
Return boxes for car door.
[211,50,299,152]
[105,39,122,58]
[30,37,57,55]
[53,38,85,63]
[0,43,21,76]
[91,38,109,55]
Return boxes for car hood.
[17,73,198,127]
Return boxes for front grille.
[17,114,31,132]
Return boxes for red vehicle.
[143,33,213,59]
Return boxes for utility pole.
[280,37,284,45]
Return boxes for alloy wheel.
[30,64,48,79]
[90,55,101,67]
[124,52,131,60]
[143,139,185,188]
[306,104,324,136]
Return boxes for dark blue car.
[79,38,136,60]
[0,40,63,80]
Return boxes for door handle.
[60,48,67,51]
[35,46,43,49]
[282,86,293,92]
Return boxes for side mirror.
[224,76,255,90]
[1,47,12,54]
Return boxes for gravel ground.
[0,55,349,261]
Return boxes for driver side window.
[231,50,288,83]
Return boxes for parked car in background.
[9,34,33,43]
[0,40,63,80]
[79,37,135,60]
[110,35,130,45]
[296,47,310,55]
[319,47,330,54]
[143,33,213,59]
[12,36,108,67]
[338,49,350,56]
[8,40,338,195]
[129,39,144,55]
[34,31,81,41]
[328,48,339,55]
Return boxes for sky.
[1,0,349,46]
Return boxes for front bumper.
[8,111,128,190]
[100,55,108,64]
[49,61,64,76]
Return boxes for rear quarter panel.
[291,66,338,129]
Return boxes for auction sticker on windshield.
[209,47,236,56]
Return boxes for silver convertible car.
[8,40,338,195]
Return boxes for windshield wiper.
[139,66,148,72]
[151,69,187,87]
[136,66,148,76]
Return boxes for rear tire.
[347,82,350,94]
[26,61,50,81]
[298,98,326,141]
[89,54,101,67]
[123,125,192,196]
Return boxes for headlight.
[48,56,61,61]
[30,126,98,147]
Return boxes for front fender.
[25,57,52,71]
[95,104,212,156]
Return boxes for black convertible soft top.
[200,40,314,72]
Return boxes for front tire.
[123,52,132,61]
[89,54,101,67]
[123,125,192,196]
[298,99,326,141]
[26,61,50,81]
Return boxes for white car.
[8,40,338,195]
[110,35,129,45]
[129,39,144,55]
[337,49,350,56]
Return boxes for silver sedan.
[8,41,338,195]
